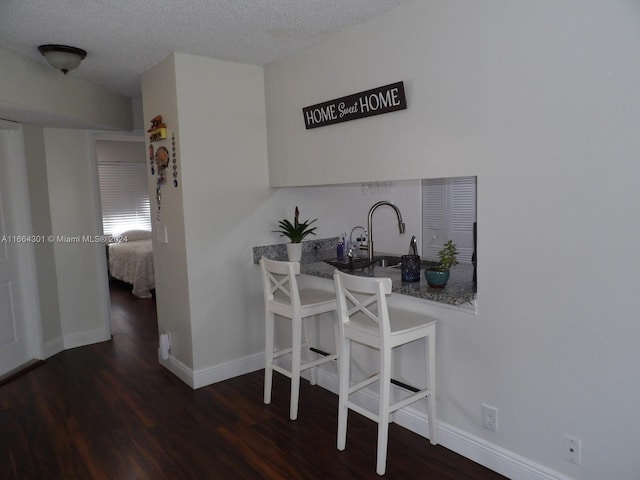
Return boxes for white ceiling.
[0,0,411,100]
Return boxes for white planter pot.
[286,243,302,262]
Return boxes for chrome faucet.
[367,201,406,261]
[349,225,367,258]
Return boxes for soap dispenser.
[337,238,345,259]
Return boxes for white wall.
[264,1,640,479]
[96,139,145,163]
[261,180,422,256]
[22,125,61,348]
[23,126,111,356]
[142,54,273,383]
[142,54,194,373]
[0,47,132,131]
[172,54,271,374]
[140,52,423,388]
[41,129,111,352]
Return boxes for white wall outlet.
[482,404,498,432]
[563,435,581,465]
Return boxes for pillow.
[112,230,152,242]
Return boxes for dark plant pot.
[425,268,450,288]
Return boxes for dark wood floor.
[0,279,507,479]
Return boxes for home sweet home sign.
[302,82,407,129]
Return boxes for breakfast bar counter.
[300,256,476,307]
[254,239,476,308]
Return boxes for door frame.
[0,120,43,371]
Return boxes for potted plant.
[425,240,458,288]
[273,206,318,261]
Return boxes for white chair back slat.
[334,271,392,339]
[261,256,301,310]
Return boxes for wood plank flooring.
[0,279,508,479]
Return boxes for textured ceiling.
[0,0,411,100]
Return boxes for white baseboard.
[158,350,264,390]
[158,352,196,388]
[193,351,264,389]
[42,326,111,359]
[42,337,64,359]
[158,353,571,480]
[64,326,111,350]
[314,368,572,480]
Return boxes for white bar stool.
[260,256,339,420]
[333,270,437,476]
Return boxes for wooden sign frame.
[302,82,407,129]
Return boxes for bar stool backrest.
[260,256,302,316]
[334,271,393,345]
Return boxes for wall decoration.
[155,146,169,185]
[148,115,180,222]
[147,115,167,141]
[302,81,407,129]
[149,144,155,174]
[171,132,179,187]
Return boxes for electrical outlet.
[481,404,498,432]
[563,435,581,465]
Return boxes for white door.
[0,123,42,376]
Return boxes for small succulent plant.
[435,240,459,271]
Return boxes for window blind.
[422,176,476,263]
[98,161,151,236]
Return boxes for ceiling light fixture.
[38,44,87,75]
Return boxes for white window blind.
[422,176,476,263]
[98,161,151,236]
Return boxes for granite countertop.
[301,253,476,307]
[254,238,477,307]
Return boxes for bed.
[107,230,155,298]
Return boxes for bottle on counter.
[337,239,345,259]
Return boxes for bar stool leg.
[427,331,438,445]
[377,346,392,475]
[333,315,341,385]
[264,310,275,405]
[337,337,351,451]
[305,316,317,385]
[290,315,302,420]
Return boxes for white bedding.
[108,236,154,298]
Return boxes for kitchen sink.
[374,255,402,267]
[323,255,402,271]
[323,257,373,270]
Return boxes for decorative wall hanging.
[171,132,179,188]
[155,146,169,185]
[148,115,167,141]
[302,81,407,129]
[155,145,167,222]
[149,144,155,174]
[147,115,179,222]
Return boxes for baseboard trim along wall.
[158,352,196,388]
[159,352,572,480]
[192,352,264,389]
[158,350,264,390]
[314,369,573,480]
[43,326,111,359]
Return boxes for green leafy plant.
[273,206,318,243]
[435,240,459,271]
